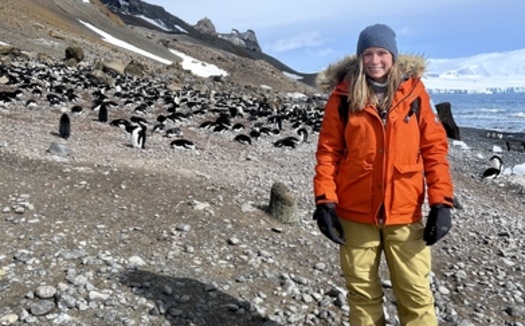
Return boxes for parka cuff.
[315,192,338,205]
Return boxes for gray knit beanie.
[356,23,398,59]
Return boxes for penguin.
[130,116,149,128]
[249,129,261,141]
[152,123,165,133]
[71,105,83,115]
[130,125,146,149]
[232,123,245,132]
[59,113,71,140]
[274,136,300,148]
[170,139,195,150]
[134,103,148,115]
[25,99,37,108]
[296,127,309,143]
[259,127,273,136]
[165,127,183,138]
[199,121,215,130]
[110,118,131,130]
[233,134,252,145]
[98,103,108,123]
[212,124,229,133]
[482,155,503,180]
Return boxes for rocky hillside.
[101,0,262,52]
[0,0,316,93]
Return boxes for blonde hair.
[345,56,402,113]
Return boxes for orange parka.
[314,54,454,226]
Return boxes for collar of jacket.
[315,54,427,94]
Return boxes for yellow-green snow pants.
[339,219,437,326]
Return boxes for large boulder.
[267,182,297,224]
[194,17,217,35]
[435,101,461,140]
[124,59,146,76]
[65,46,85,63]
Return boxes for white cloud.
[269,31,324,53]
[396,26,419,37]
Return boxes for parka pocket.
[335,163,373,213]
[391,163,425,214]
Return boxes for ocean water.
[430,93,525,133]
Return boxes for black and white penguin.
[134,103,149,115]
[213,124,229,133]
[274,136,300,149]
[98,103,108,123]
[152,123,165,133]
[25,99,37,108]
[199,121,215,130]
[232,123,245,132]
[249,129,261,141]
[170,139,195,150]
[165,127,183,138]
[130,125,147,149]
[233,134,252,145]
[110,118,131,130]
[130,116,149,128]
[482,155,504,179]
[71,105,83,115]
[59,113,71,140]
[259,127,273,136]
[296,127,309,143]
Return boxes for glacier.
[424,49,525,94]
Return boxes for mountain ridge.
[0,0,317,93]
[98,0,318,87]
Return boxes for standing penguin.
[482,155,504,179]
[59,113,71,139]
[296,127,309,143]
[130,124,147,149]
[98,103,108,123]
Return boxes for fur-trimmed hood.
[315,54,427,92]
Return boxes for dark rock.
[125,59,146,76]
[65,46,85,63]
[87,70,115,87]
[194,17,217,35]
[435,101,461,140]
[30,300,56,316]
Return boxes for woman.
[313,23,454,325]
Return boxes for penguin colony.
[2,58,518,183]
[0,59,327,156]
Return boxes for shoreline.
[456,126,525,143]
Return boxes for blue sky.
[145,0,525,73]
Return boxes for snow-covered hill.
[424,49,525,94]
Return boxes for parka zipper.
[375,108,387,226]
[375,80,421,226]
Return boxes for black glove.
[313,203,345,245]
[423,204,452,245]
